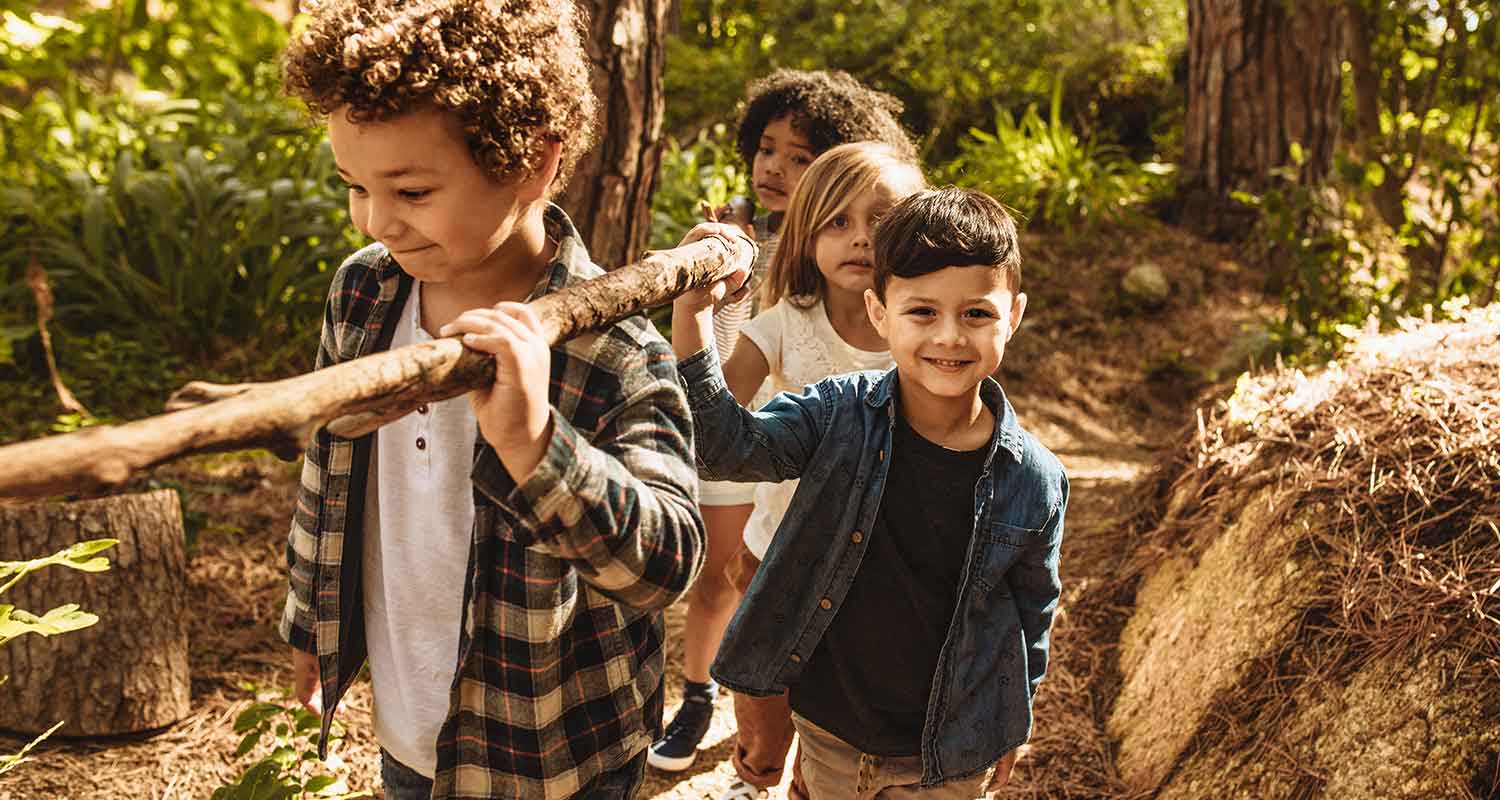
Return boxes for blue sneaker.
[647,692,715,771]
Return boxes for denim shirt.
[678,346,1067,786]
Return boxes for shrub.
[1231,153,1405,363]
[213,689,367,800]
[940,79,1167,239]
[649,125,749,250]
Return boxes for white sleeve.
[739,302,784,376]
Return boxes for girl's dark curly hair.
[283,0,597,186]
[735,69,917,169]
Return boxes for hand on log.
[0,233,755,499]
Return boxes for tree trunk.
[1181,0,1345,208]
[558,0,670,268]
[0,491,190,736]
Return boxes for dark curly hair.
[735,69,917,170]
[282,0,597,187]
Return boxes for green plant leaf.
[303,775,337,793]
[233,702,283,735]
[235,729,262,757]
[0,603,100,645]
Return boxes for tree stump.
[0,490,190,736]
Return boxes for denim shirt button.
[819,598,832,610]
[790,654,801,663]
[851,530,863,543]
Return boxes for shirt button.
[851,531,863,543]
[819,598,832,610]
[417,404,430,415]
[789,654,801,663]
[415,437,427,450]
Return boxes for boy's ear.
[517,139,563,202]
[864,288,889,337]
[1007,291,1028,340]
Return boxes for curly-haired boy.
[278,2,705,798]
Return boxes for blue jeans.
[380,749,433,800]
[380,748,649,799]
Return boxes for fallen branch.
[0,235,753,499]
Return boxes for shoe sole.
[646,748,698,772]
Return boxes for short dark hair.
[873,187,1022,299]
[735,69,917,170]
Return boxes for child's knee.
[725,545,762,594]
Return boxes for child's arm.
[722,337,770,405]
[670,229,829,483]
[442,303,704,612]
[1006,474,1069,697]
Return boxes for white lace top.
[737,297,893,558]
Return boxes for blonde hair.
[761,142,926,309]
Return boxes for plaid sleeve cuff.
[280,591,317,654]
[472,409,589,547]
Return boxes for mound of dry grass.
[1113,306,1500,798]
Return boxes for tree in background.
[558,0,670,268]
[1178,0,1500,357]
[1179,0,1345,231]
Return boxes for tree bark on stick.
[0,235,753,500]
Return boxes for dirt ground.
[0,219,1263,799]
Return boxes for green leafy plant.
[212,689,368,800]
[942,78,1165,239]
[2,1,354,385]
[649,125,750,250]
[6,91,353,373]
[1231,155,1403,363]
[0,538,118,776]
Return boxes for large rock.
[1108,497,1310,790]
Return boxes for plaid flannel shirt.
[279,206,705,799]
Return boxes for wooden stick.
[0,235,753,499]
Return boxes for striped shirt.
[279,205,705,799]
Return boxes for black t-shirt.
[789,413,988,756]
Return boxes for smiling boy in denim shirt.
[672,187,1067,798]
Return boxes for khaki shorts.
[791,713,994,800]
